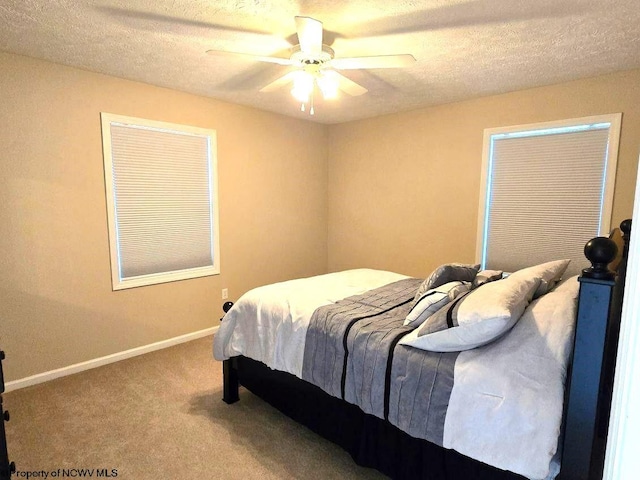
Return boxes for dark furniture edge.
[560,219,632,480]
[0,350,15,480]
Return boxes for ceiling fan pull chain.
[310,89,315,115]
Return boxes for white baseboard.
[4,325,219,392]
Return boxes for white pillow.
[404,281,470,328]
[399,274,540,352]
[507,259,570,299]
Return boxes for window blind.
[102,114,219,289]
[482,124,615,276]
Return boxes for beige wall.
[327,69,640,277]
[0,52,328,381]
[3,50,639,383]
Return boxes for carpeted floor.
[4,336,386,479]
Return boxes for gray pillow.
[472,269,504,289]
[414,263,480,302]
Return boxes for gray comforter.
[301,278,458,446]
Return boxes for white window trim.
[475,113,622,266]
[101,113,220,290]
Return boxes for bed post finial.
[582,237,618,280]
[620,219,632,258]
[620,218,631,235]
[220,301,234,323]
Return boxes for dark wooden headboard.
[561,218,632,480]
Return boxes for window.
[476,113,621,276]
[101,113,220,290]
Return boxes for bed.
[213,220,631,480]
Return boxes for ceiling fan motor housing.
[290,45,335,69]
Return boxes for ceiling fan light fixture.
[317,72,338,99]
[291,70,314,103]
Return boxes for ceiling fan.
[206,16,416,115]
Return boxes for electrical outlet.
[222,288,228,300]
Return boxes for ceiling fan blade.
[325,71,368,96]
[331,54,416,70]
[207,49,293,66]
[295,16,323,55]
[259,71,298,92]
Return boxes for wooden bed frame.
[221,219,632,480]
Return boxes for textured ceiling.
[1,0,639,124]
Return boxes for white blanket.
[213,269,409,377]
[444,276,579,480]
